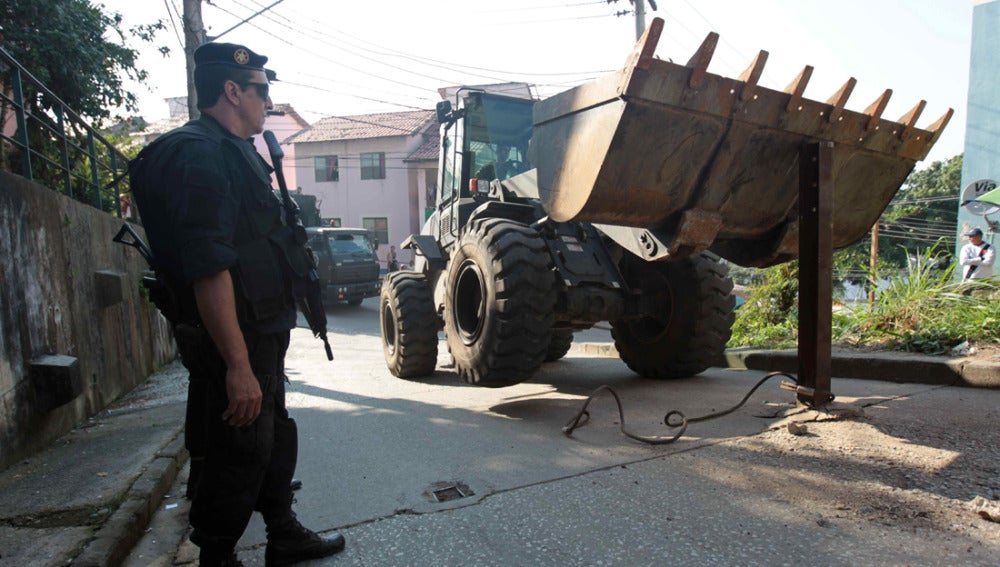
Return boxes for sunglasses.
[240,81,270,100]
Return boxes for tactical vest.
[130,119,311,330]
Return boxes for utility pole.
[627,0,656,41]
[182,0,207,119]
[633,0,645,41]
[869,222,879,305]
[180,0,286,119]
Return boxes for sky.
[98,0,973,166]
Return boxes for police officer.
[130,42,344,566]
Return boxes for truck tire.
[545,330,573,362]
[380,271,439,378]
[444,218,556,387]
[611,252,735,379]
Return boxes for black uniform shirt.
[133,114,295,334]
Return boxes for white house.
[285,109,438,267]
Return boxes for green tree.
[0,0,165,209]
[0,0,166,125]
[834,154,963,277]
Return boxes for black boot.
[265,516,345,566]
[199,548,243,567]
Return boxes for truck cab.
[306,227,381,306]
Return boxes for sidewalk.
[0,363,189,567]
[0,340,996,566]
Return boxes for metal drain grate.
[426,481,474,503]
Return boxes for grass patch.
[729,249,999,355]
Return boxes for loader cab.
[435,91,534,249]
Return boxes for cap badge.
[234,48,250,65]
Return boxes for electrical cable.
[562,371,798,445]
[237,0,617,81]
[475,1,610,14]
[163,0,186,50]
[205,1,439,96]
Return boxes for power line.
[473,1,609,13]
[163,0,186,50]
[891,195,959,204]
[205,2,443,101]
[279,78,434,111]
[210,0,616,114]
[244,0,616,80]
[224,0,469,86]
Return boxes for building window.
[363,217,389,246]
[360,152,386,180]
[314,156,338,182]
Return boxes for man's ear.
[224,80,242,105]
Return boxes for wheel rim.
[382,300,397,355]
[453,259,486,345]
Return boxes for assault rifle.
[263,130,334,361]
[112,223,186,324]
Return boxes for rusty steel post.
[796,142,835,407]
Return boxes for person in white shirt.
[959,227,994,281]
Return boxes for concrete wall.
[957,0,1000,253]
[0,171,176,471]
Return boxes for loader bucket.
[530,18,952,267]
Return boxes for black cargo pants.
[175,325,298,553]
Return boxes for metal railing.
[0,45,131,217]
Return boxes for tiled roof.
[272,104,310,129]
[286,109,434,144]
[405,120,440,162]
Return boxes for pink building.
[286,110,438,266]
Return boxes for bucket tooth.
[737,50,768,102]
[618,17,663,93]
[925,108,954,141]
[898,100,926,140]
[863,89,892,131]
[628,16,662,70]
[686,32,719,89]
[825,78,856,123]
[784,66,813,112]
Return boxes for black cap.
[194,42,268,72]
[965,227,984,237]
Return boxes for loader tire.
[545,330,573,362]
[380,271,439,378]
[611,252,735,379]
[444,218,556,387]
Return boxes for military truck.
[378,19,951,386]
[306,227,381,306]
[289,192,322,228]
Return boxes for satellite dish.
[961,179,1000,216]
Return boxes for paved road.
[124,298,1000,566]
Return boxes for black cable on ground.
[562,371,798,445]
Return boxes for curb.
[719,348,1000,388]
[71,431,189,567]
[569,343,1000,388]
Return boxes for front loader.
[378,18,951,388]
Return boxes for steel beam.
[796,142,835,406]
